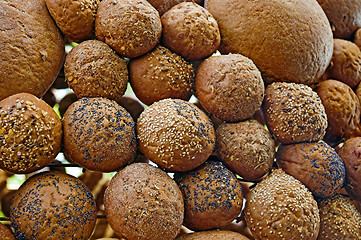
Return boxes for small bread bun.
[104,163,184,240]
[245,169,320,239]
[216,119,275,181]
[63,97,136,172]
[196,54,264,122]
[148,0,203,16]
[137,98,215,171]
[174,159,243,231]
[117,96,144,122]
[178,230,250,240]
[276,141,345,198]
[0,223,15,240]
[64,40,128,101]
[262,82,328,144]
[10,171,97,239]
[354,28,361,49]
[95,0,162,58]
[0,93,62,174]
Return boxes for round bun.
[262,82,328,144]
[64,40,128,101]
[354,28,361,49]
[0,0,65,100]
[161,2,220,61]
[63,97,136,172]
[129,45,194,106]
[117,96,144,121]
[59,92,78,117]
[174,159,243,231]
[147,0,203,16]
[0,223,15,240]
[316,79,361,144]
[104,163,184,240]
[10,171,97,239]
[45,0,99,42]
[317,0,361,39]
[245,169,320,239]
[205,0,333,85]
[196,54,264,122]
[95,0,162,58]
[276,141,345,198]
[338,137,361,202]
[317,194,361,239]
[137,98,215,171]
[216,119,275,181]
[0,93,62,173]
[178,230,250,240]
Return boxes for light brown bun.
[129,45,194,106]
[0,223,15,240]
[262,82,327,144]
[104,163,184,240]
[148,0,203,16]
[137,98,215,171]
[178,230,250,240]
[317,0,361,39]
[10,171,97,239]
[315,79,361,144]
[161,2,220,61]
[95,0,162,58]
[276,141,345,199]
[0,93,62,173]
[216,120,275,181]
[245,169,320,240]
[205,0,333,85]
[337,137,361,202]
[64,40,128,101]
[317,194,361,240]
[45,0,99,42]
[0,0,65,100]
[174,159,243,231]
[354,28,361,49]
[196,54,264,122]
[63,97,136,172]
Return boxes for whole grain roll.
[276,141,345,198]
[64,40,128,101]
[95,0,162,58]
[0,93,62,174]
[262,82,328,144]
[0,0,65,100]
[0,223,15,240]
[244,169,320,240]
[104,163,184,240]
[178,230,250,240]
[137,98,215,172]
[148,0,203,16]
[10,171,97,239]
[205,0,333,85]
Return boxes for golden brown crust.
[0,223,15,240]
[0,0,65,100]
[0,93,62,174]
[95,0,162,58]
[64,40,128,102]
[104,163,184,240]
[161,2,220,61]
[178,230,250,240]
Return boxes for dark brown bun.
[315,79,361,144]
[216,120,275,181]
[137,98,215,171]
[317,194,361,239]
[276,141,345,199]
[0,0,65,100]
[0,93,62,174]
[325,39,361,88]
[63,97,136,172]
[205,0,333,85]
[196,54,264,122]
[337,137,361,202]
[129,45,194,106]
[95,0,162,58]
[0,223,15,240]
[178,230,250,240]
[104,163,184,240]
[244,169,320,239]
[148,0,203,16]
[64,40,128,101]
[262,82,328,144]
[317,0,361,39]
[59,92,78,117]
[161,2,220,61]
[116,96,144,122]
[10,171,97,239]
[174,160,243,231]
[45,0,99,42]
